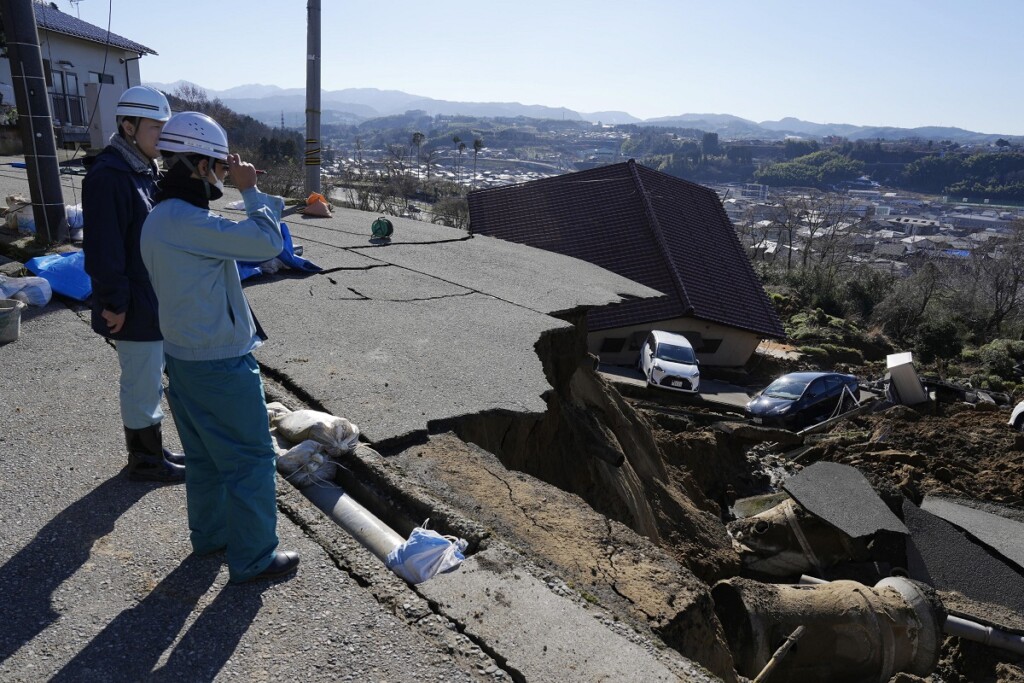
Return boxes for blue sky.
[69,0,1024,135]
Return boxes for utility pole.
[304,0,321,195]
[0,0,69,243]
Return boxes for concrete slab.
[922,495,1024,571]
[231,197,660,448]
[904,500,1024,616]
[783,462,907,538]
[279,206,469,247]
[247,283,568,446]
[418,546,708,682]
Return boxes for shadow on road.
[0,475,150,663]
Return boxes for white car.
[638,330,700,393]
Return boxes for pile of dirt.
[803,404,1024,508]
[640,398,1024,682]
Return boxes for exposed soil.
[800,403,1024,509]
[648,398,1024,682]
[355,318,1024,681]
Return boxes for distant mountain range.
[146,81,1020,143]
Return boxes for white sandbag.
[5,195,34,234]
[276,439,338,488]
[275,409,360,455]
[266,401,292,425]
[0,275,52,306]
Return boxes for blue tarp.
[25,250,92,301]
[239,223,321,280]
[24,222,319,302]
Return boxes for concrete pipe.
[711,576,944,683]
[801,576,1024,657]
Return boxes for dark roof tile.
[468,160,784,338]
[33,1,156,55]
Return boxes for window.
[627,330,647,351]
[599,337,626,353]
[88,71,114,85]
[701,339,722,353]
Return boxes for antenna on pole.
[69,0,82,18]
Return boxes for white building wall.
[588,316,763,367]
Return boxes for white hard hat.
[156,111,229,160]
[115,85,171,122]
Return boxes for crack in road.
[340,286,476,303]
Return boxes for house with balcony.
[0,2,156,148]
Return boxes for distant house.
[0,2,157,147]
[872,242,908,260]
[467,159,784,367]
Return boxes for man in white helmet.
[140,111,299,584]
[82,85,185,483]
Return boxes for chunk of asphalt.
[904,500,1024,616]
[922,496,1024,572]
[782,461,908,538]
[417,546,710,683]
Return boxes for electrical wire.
[57,0,114,209]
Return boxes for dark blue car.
[745,371,859,430]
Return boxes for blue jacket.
[81,146,162,341]
[140,188,284,361]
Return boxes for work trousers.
[164,353,278,582]
[115,340,165,429]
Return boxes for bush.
[978,339,1024,379]
[912,318,963,365]
[820,344,864,365]
[797,346,829,363]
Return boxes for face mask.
[206,165,225,193]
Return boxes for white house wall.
[588,317,763,367]
[0,31,142,120]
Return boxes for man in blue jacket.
[140,111,298,584]
[82,85,184,483]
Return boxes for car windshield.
[762,376,811,400]
[655,343,696,364]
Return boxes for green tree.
[701,132,720,157]
[472,137,484,186]
[411,131,425,178]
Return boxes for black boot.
[154,422,186,466]
[125,425,186,483]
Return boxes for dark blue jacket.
[82,146,162,341]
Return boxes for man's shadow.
[50,556,268,682]
[0,475,152,663]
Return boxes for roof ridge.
[626,159,693,315]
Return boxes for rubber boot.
[157,421,186,466]
[125,425,186,483]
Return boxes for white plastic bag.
[5,195,34,234]
[276,439,338,488]
[0,274,52,306]
[274,409,360,455]
[385,520,468,584]
[65,203,83,228]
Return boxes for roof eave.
[39,27,157,56]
